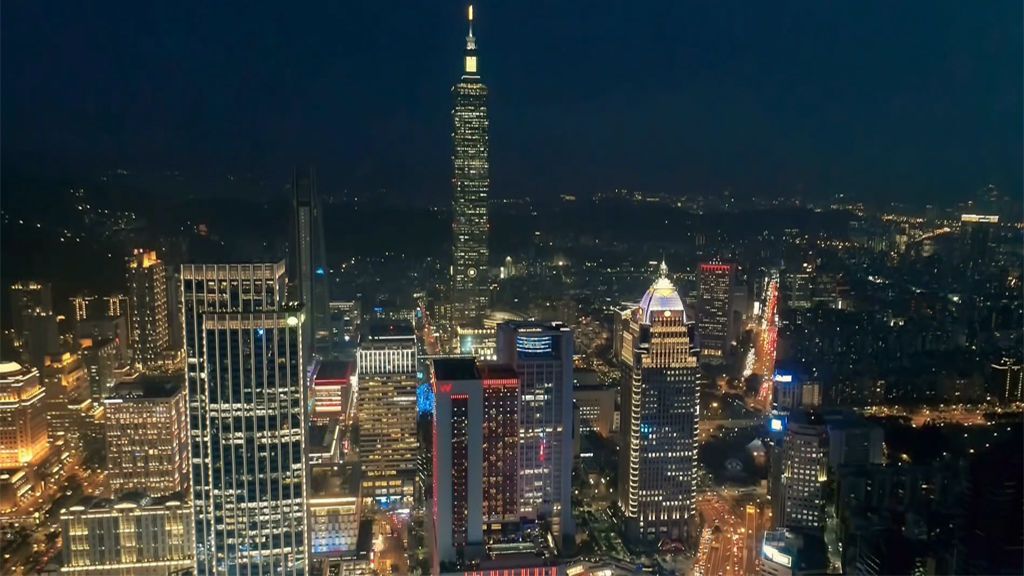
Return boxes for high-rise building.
[774,410,828,530]
[79,337,118,402]
[697,261,737,361]
[9,281,52,348]
[450,4,490,330]
[180,261,287,574]
[201,308,307,574]
[41,352,90,458]
[356,321,419,502]
[126,250,170,371]
[307,463,362,561]
[61,493,194,576]
[430,358,520,568]
[293,167,331,360]
[76,314,130,366]
[104,377,189,498]
[495,321,575,546]
[771,370,822,413]
[0,361,49,468]
[21,309,60,370]
[70,293,129,323]
[617,262,700,542]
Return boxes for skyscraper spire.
[464,4,478,75]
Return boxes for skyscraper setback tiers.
[450,4,490,331]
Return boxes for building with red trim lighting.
[431,357,521,571]
[312,359,355,425]
[697,261,737,362]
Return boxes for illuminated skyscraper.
[293,167,331,360]
[0,361,48,469]
[201,308,307,574]
[104,377,189,498]
[180,261,288,574]
[356,321,419,502]
[450,4,490,329]
[126,249,170,371]
[430,358,519,568]
[9,281,52,349]
[495,321,575,548]
[41,352,90,459]
[697,261,736,361]
[773,410,828,530]
[617,263,700,542]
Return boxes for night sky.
[2,1,1020,205]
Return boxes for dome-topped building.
[617,260,700,544]
[638,261,687,324]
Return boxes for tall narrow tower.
[294,167,330,360]
[450,4,490,329]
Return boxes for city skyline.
[2,2,1021,206]
[0,3,1021,576]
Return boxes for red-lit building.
[312,359,355,425]
[431,358,521,570]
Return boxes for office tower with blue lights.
[293,167,331,360]
[496,321,575,549]
[126,249,171,371]
[450,4,491,330]
[181,262,303,574]
[617,262,700,542]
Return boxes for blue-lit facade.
[496,321,575,548]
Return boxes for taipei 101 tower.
[450,4,490,331]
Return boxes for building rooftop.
[308,463,360,499]
[762,529,828,573]
[433,357,479,381]
[477,362,517,381]
[638,261,686,323]
[365,319,416,340]
[108,376,182,400]
[64,491,189,513]
[316,359,355,382]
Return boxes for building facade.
[697,261,736,361]
[104,377,189,498]
[293,167,331,360]
[356,321,419,502]
[617,263,700,542]
[126,250,171,371]
[61,493,194,576]
[201,309,308,574]
[430,358,522,570]
[9,281,52,349]
[0,361,48,469]
[180,261,288,575]
[450,5,491,329]
[307,463,362,560]
[496,322,575,547]
[775,410,829,530]
[41,353,91,459]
